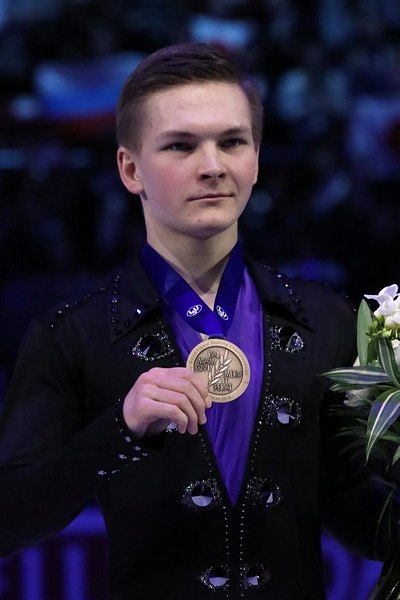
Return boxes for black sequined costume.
[0,256,396,599]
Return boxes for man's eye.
[164,142,193,152]
[220,138,246,149]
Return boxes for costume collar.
[140,242,245,338]
[245,256,312,330]
[107,255,312,344]
[107,259,163,344]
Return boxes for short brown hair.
[116,43,263,151]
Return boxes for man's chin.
[189,217,238,239]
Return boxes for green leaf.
[323,365,389,386]
[327,382,352,393]
[377,431,400,444]
[367,338,379,366]
[357,299,374,366]
[378,338,400,386]
[366,388,400,461]
[392,446,400,465]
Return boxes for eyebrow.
[156,126,252,142]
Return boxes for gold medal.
[186,338,251,403]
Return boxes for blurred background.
[1,0,400,598]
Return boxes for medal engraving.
[187,339,250,403]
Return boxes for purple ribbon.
[140,243,245,338]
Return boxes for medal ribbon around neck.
[140,242,251,402]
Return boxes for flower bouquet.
[324,285,400,600]
[325,284,400,464]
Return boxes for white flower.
[343,354,378,407]
[393,339,400,362]
[344,387,372,407]
[365,284,400,330]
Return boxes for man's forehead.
[143,82,252,129]
[147,81,247,106]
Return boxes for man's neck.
[146,233,237,307]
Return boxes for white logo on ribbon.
[216,305,229,320]
[186,304,202,317]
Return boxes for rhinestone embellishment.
[241,563,272,589]
[270,325,305,353]
[129,330,174,361]
[200,565,230,590]
[181,478,222,510]
[247,477,283,509]
[263,394,302,428]
[165,422,178,434]
[96,400,150,480]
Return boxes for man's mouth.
[190,193,232,200]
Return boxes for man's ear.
[253,145,260,184]
[117,147,144,195]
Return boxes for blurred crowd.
[1,0,400,396]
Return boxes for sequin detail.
[263,393,302,427]
[181,478,222,510]
[200,566,230,591]
[129,330,174,361]
[108,273,123,337]
[48,288,106,329]
[270,325,305,353]
[241,563,271,589]
[165,422,178,434]
[246,477,283,509]
[96,399,150,480]
[258,264,307,323]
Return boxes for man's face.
[118,82,259,246]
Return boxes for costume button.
[242,564,271,589]
[247,476,283,509]
[191,482,213,507]
[264,394,302,428]
[181,478,222,510]
[200,566,230,590]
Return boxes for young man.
[0,43,397,599]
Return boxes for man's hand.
[122,367,212,439]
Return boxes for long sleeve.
[0,317,149,556]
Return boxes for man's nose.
[198,147,226,180]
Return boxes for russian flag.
[33,51,145,137]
